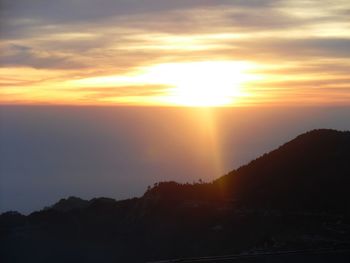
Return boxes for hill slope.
[215,129,350,211]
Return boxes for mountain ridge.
[1,129,350,262]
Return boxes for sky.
[1,1,350,213]
[1,0,350,106]
[1,106,350,214]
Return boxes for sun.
[69,60,258,106]
[144,61,255,107]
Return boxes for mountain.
[215,129,350,211]
[47,196,90,212]
[1,129,350,262]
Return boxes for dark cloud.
[1,0,349,70]
[0,0,277,23]
[219,37,350,60]
[227,9,301,30]
[0,0,279,39]
[0,44,86,69]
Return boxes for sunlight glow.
[1,0,350,106]
[147,61,256,106]
[70,61,259,106]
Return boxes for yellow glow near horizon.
[150,61,256,106]
[71,61,259,106]
[1,0,350,106]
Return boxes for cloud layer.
[1,0,350,105]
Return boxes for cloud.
[231,37,350,59]
[1,0,349,105]
[0,0,277,23]
[0,0,281,40]
[72,85,170,100]
[1,44,86,69]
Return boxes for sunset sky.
[1,0,350,106]
[1,0,350,213]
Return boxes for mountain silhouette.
[215,129,350,211]
[1,129,350,262]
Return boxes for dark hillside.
[215,129,350,211]
[1,129,350,262]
